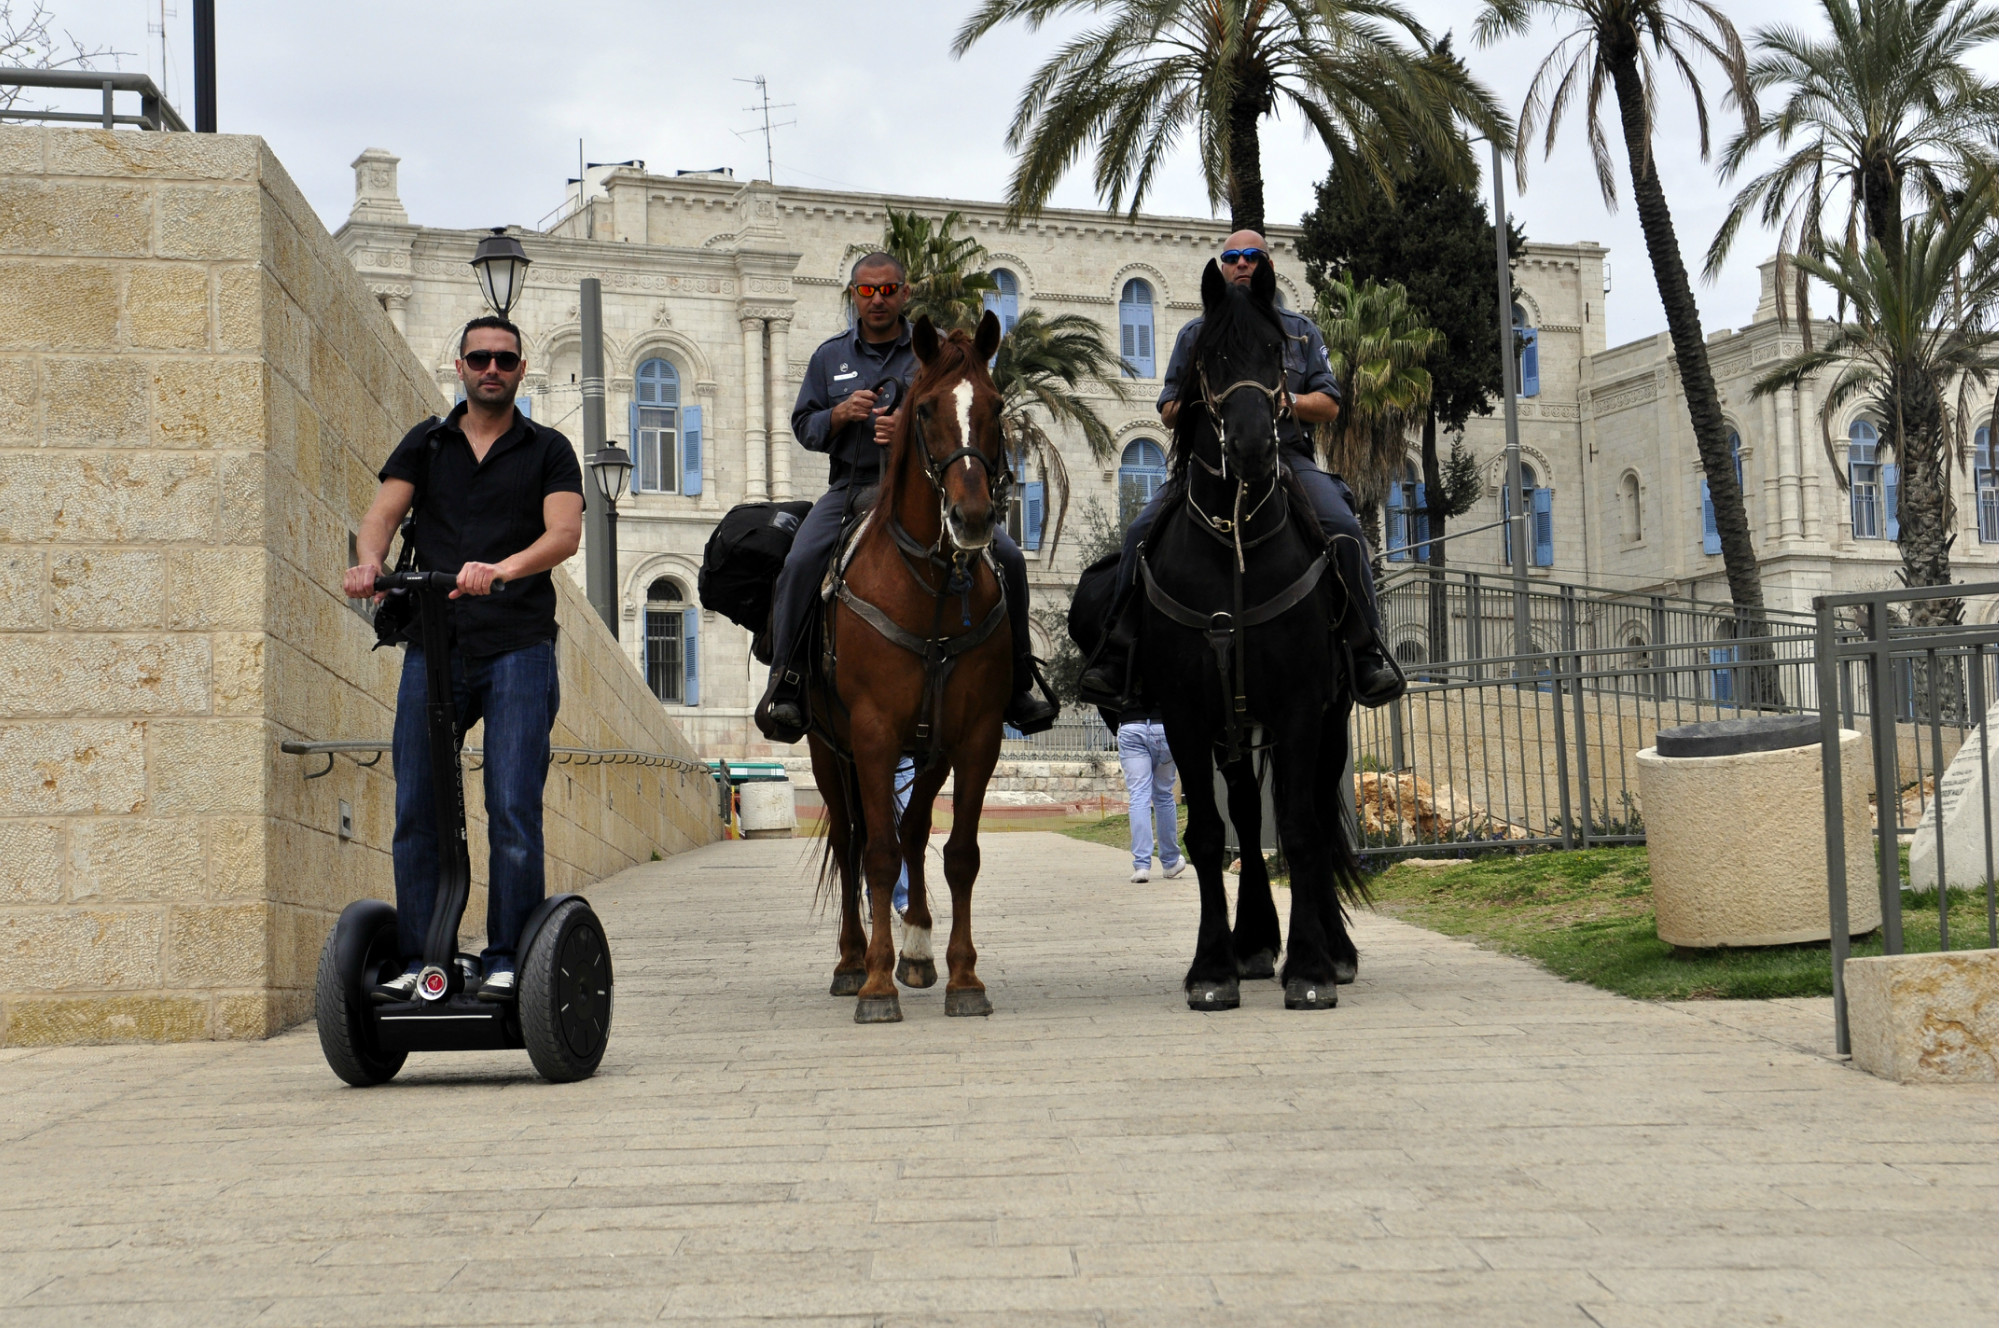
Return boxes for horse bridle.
[1190,361,1291,562]
[905,387,1015,553]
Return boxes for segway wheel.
[518,898,613,1083]
[314,906,407,1087]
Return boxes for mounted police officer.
[1079,230,1405,709]
[756,251,1059,743]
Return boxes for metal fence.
[1000,710,1119,759]
[0,68,187,131]
[1817,582,1999,1055]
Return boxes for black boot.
[755,667,809,743]
[1077,642,1130,708]
[1005,652,1060,734]
[1349,640,1406,708]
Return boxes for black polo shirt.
[379,403,585,658]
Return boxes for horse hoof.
[896,955,938,989]
[1284,979,1338,1010]
[1238,950,1277,981]
[854,994,903,1024]
[1187,979,1240,1011]
[830,970,866,997]
[944,988,993,1018]
[1333,957,1358,985]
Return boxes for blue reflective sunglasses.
[1220,247,1267,265]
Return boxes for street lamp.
[469,228,531,318]
[586,438,632,640]
[589,442,633,506]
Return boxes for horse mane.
[1167,284,1286,484]
[878,327,986,529]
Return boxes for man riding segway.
[1078,231,1405,709]
[756,251,1058,743]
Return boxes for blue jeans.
[392,640,560,972]
[1118,721,1182,872]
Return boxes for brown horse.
[808,312,1012,1024]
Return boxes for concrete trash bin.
[738,776,797,839]
[1636,716,1880,948]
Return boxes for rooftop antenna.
[733,75,794,184]
[147,1,177,105]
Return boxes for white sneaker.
[1129,867,1150,883]
[1162,860,1188,879]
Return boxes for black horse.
[1120,258,1364,1011]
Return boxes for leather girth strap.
[834,578,1007,773]
[1139,546,1328,765]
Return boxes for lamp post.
[469,228,531,318]
[587,440,633,638]
[1487,139,1533,664]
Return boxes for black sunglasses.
[463,349,522,371]
[1220,247,1267,265]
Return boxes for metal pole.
[1814,598,1852,1055]
[580,278,616,636]
[192,0,216,133]
[1491,140,1531,664]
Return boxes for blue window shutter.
[1701,480,1720,554]
[1532,487,1554,566]
[1884,464,1899,541]
[1414,482,1430,557]
[1521,329,1539,397]
[682,608,699,706]
[627,401,645,493]
[517,395,532,419]
[682,404,702,496]
[1386,488,1407,562]
[1023,481,1045,551]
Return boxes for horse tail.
[811,751,867,916]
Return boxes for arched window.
[630,358,701,496]
[1977,426,1998,543]
[1119,279,1155,378]
[1849,419,1893,540]
[1700,430,1744,555]
[643,577,698,705]
[1619,471,1643,543]
[1512,302,1539,398]
[1502,462,1554,567]
[1118,438,1169,526]
[1385,459,1427,562]
[983,268,1020,334]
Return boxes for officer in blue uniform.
[756,251,1058,743]
[1079,231,1404,708]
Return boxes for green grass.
[1369,846,1996,1000]
[1061,806,1191,852]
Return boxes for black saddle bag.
[699,499,814,659]
[1066,549,1123,661]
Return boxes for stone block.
[1846,949,1999,1083]
[222,453,268,539]
[0,907,163,989]
[49,550,165,629]
[0,125,44,175]
[0,634,210,717]
[156,185,260,261]
[40,356,151,445]
[43,127,259,182]
[208,816,266,898]
[211,632,265,717]
[0,260,121,349]
[150,719,265,815]
[215,265,260,352]
[0,721,146,815]
[153,357,264,449]
[169,546,265,630]
[0,549,44,630]
[0,994,208,1046]
[0,179,151,256]
[0,452,218,544]
[268,902,326,993]
[212,992,279,1040]
[0,821,63,903]
[125,265,210,350]
[67,817,207,902]
[0,356,35,442]
[164,903,268,988]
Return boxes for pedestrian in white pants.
[1117,708,1185,883]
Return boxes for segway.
[315,569,613,1086]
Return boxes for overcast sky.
[39,1,1999,349]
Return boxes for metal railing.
[1816,582,1999,1054]
[1000,710,1120,759]
[279,738,711,780]
[0,68,187,131]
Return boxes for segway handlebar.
[374,570,506,594]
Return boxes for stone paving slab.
[3,831,1997,1326]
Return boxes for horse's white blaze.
[952,379,975,465]
[901,924,933,961]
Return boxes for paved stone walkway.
[4,832,1997,1326]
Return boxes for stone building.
[336,152,1999,754]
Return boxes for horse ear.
[974,309,1002,363]
[1201,259,1227,311]
[913,315,941,364]
[1250,255,1277,305]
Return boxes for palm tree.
[1313,275,1440,557]
[1476,0,1769,632]
[1707,0,1999,304]
[881,209,998,332]
[1755,167,1999,627]
[952,0,1511,233]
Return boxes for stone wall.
[0,127,720,1046]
